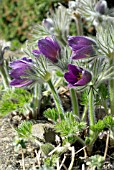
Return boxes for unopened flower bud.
[42,18,54,32]
[95,0,107,14]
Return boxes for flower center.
[77,72,82,80]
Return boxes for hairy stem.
[70,88,79,117]
[47,79,64,119]
[76,135,85,146]
[0,65,9,89]
[89,88,95,127]
[109,59,114,114]
[81,105,88,121]
[32,84,42,119]
[86,132,99,155]
[86,88,96,155]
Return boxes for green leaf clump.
[43,108,59,123]
[44,155,58,168]
[39,165,54,170]
[103,115,114,129]
[80,89,89,106]
[41,143,55,156]
[90,116,114,134]
[15,120,33,140]
[95,83,109,106]
[55,112,86,143]
[86,155,104,170]
[90,120,105,133]
[0,88,32,117]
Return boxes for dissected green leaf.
[55,112,86,143]
[16,120,33,140]
[0,88,32,117]
[86,155,104,170]
[43,108,59,123]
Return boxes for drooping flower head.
[33,36,61,63]
[10,57,34,87]
[64,64,92,87]
[68,36,96,60]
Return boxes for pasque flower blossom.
[68,36,96,60]
[64,64,92,87]
[33,37,61,62]
[10,57,34,87]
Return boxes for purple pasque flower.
[9,57,34,87]
[64,64,92,87]
[68,36,96,60]
[34,36,61,62]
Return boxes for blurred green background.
[0,0,69,49]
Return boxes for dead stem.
[104,130,110,160]
[59,154,67,170]
[21,149,25,170]
[35,149,42,167]
[75,146,87,156]
[82,164,86,170]
[48,144,61,156]
[68,146,75,170]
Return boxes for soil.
[0,87,114,170]
[1,114,114,170]
[0,114,56,170]
[0,116,17,170]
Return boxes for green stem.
[32,84,42,119]
[47,79,64,118]
[86,132,99,155]
[54,77,62,88]
[89,88,95,127]
[0,65,9,89]
[81,105,88,121]
[109,59,114,114]
[70,88,79,117]
[76,135,85,146]
[102,99,108,114]
[87,88,96,154]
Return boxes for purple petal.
[38,37,60,62]
[75,70,92,86]
[51,36,61,51]
[10,67,29,79]
[71,46,95,60]
[64,64,82,85]
[10,58,32,69]
[22,57,32,63]
[10,79,33,87]
[9,58,34,87]
[68,64,82,76]
[64,64,92,87]
[32,50,41,57]
[10,60,27,69]
[68,36,96,47]
[64,72,77,84]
